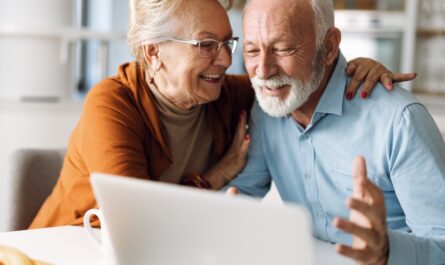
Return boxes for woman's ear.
[142,44,162,83]
[324,28,341,66]
[142,44,161,69]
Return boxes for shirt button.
[305,173,311,180]
[317,211,323,217]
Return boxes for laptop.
[90,173,314,265]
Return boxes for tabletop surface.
[0,226,354,265]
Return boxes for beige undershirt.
[148,83,214,184]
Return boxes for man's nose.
[256,52,278,80]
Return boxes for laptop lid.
[90,173,314,265]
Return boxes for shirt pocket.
[332,167,355,193]
[332,163,393,194]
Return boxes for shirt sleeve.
[222,101,272,197]
[387,103,445,265]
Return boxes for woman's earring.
[149,60,158,84]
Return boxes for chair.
[6,149,65,231]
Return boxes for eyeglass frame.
[164,36,239,58]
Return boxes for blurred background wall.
[0,0,444,231]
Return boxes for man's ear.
[324,28,341,66]
[142,44,161,69]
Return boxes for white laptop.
[90,173,314,265]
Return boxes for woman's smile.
[200,73,225,84]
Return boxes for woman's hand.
[204,110,251,190]
[345,57,417,100]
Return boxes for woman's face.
[154,0,233,109]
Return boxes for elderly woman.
[30,0,414,228]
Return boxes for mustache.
[250,73,296,88]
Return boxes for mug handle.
[83,208,103,249]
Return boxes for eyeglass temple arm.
[165,37,199,46]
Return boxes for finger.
[346,64,370,99]
[234,135,251,171]
[359,64,383,99]
[239,134,251,159]
[336,243,373,262]
[225,187,240,196]
[234,110,247,146]
[360,179,385,208]
[345,62,357,76]
[352,156,368,198]
[345,57,367,75]
[380,72,394,90]
[389,72,417,83]
[347,198,384,232]
[333,217,379,248]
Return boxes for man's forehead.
[245,0,312,17]
[244,1,313,27]
[243,0,314,39]
[244,12,292,30]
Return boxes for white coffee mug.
[83,208,117,265]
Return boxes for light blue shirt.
[227,53,445,265]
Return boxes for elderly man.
[227,0,445,264]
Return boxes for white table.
[0,226,354,265]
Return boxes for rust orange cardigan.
[29,62,254,229]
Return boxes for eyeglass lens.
[198,39,237,57]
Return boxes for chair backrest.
[6,149,65,231]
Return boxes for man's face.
[243,0,325,117]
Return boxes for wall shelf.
[0,26,127,100]
[0,25,125,41]
[417,29,445,37]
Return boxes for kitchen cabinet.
[413,0,445,94]
[334,0,418,91]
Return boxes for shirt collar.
[313,52,347,116]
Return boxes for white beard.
[250,49,326,118]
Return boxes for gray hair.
[127,0,233,64]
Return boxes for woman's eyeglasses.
[165,37,239,58]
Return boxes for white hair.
[127,0,233,64]
[244,0,335,49]
[251,43,326,117]
[127,0,184,64]
[310,0,335,49]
